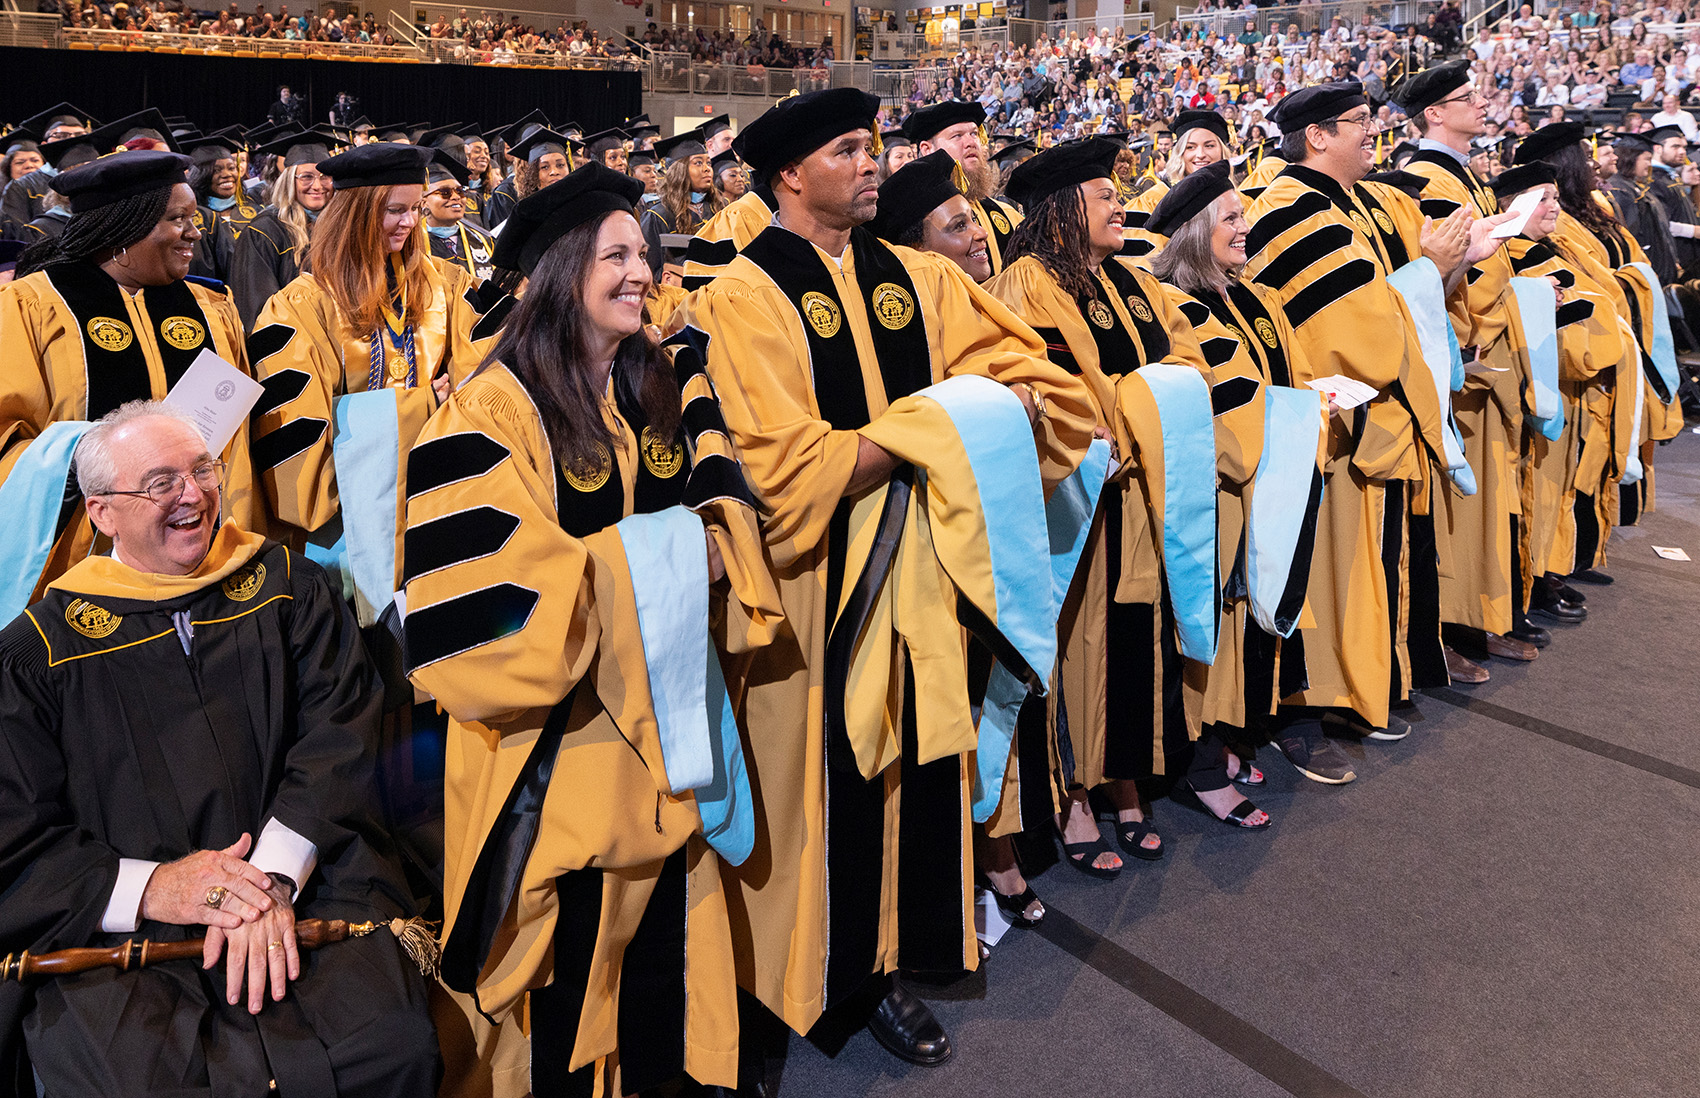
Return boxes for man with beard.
[1393,60,1550,675]
[903,101,1023,275]
[1606,131,1680,284]
[1244,82,1504,775]
[1647,124,1700,278]
[670,86,1094,1074]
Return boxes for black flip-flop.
[1171,781,1272,830]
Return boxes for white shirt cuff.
[250,818,318,901]
[101,858,160,934]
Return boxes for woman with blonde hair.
[249,142,504,576]
[229,129,335,329]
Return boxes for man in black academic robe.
[0,403,437,1096]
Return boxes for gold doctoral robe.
[972,195,1023,276]
[985,254,1215,797]
[1245,164,1451,728]
[670,225,1094,1036]
[1503,234,1632,579]
[0,262,264,601]
[249,257,506,547]
[1239,154,1288,202]
[1405,149,1531,636]
[404,355,782,1098]
[1161,280,1328,738]
[681,188,776,290]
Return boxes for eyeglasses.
[1432,88,1486,107]
[427,186,468,200]
[99,461,225,507]
[1331,111,1379,130]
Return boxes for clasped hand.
[137,832,300,1014]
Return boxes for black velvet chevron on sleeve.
[247,322,296,365]
[1251,224,1354,292]
[1176,298,1213,328]
[402,505,523,584]
[1245,191,1331,260]
[251,368,311,419]
[1210,374,1261,415]
[1200,336,1244,369]
[406,432,512,499]
[1281,258,1377,328]
[404,582,541,671]
[249,417,327,472]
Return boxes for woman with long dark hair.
[1513,125,1680,579]
[0,149,264,605]
[403,163,780,1096]
[639,129,714,276]
[986,138,1235,878]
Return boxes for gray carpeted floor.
[756,429,1700,1098]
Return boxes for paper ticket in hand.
[1489,189,1545,239]
[1305,375,1378,411]
[164,349,265,456]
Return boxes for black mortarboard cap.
[1613,131,1654,156]
[1390,59,1472,115]
[1146,159,1235,237]
[1171,110,1231,145]
[428,147,472,186]
[901,100,986,143]
[255,127,335,166]
[18,102,99,138]
[491,162,644,275]
[1005,136,1120,210]
[1364,168,1428,198]
[866,149,963,243]
[710,149,742,177]
[1266,81,1368,131]
[1490,161,1557,200]
[495,109,550,149]
[701,114,732,139]
[881,127,911,147]
[1513,120,1583,164]
[180,133,241,162]
[318,142,433,190]
[628,147,658,167]
[1645,124,1687,144]
[510,127,573,164]
[990,137,1037,167]
[735,88,880,182]
[654,129,708,162]
[586,127,630,153]
[94,109,180,153]
[51,148,192,213]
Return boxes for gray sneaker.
[1276,733,1357,784]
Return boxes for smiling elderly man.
[0,401,436,1096]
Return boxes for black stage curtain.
[0,45,642,135]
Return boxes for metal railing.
[867,17,1043,63]
[63,25,421,58]
[647,50,836,95]
[0,10,61,48]
[407,5,583,32]
[1045,14,1158,41]
[1173,0,1445,39]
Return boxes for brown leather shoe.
[1444,646,1490,683]
[1485,633,1539,661]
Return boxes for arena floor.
[755,429,1700,1098]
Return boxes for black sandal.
[979,878,1046,927]
[1228,756,1265,787]
[1171,781,1272,830]
[1060,836,1123,879]
[1114,817,1165,861]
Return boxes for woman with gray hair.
[1147,160,1334,805]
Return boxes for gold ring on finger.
[267,941,283,951]
[205,885,228,909]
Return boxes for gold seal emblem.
[86,317,134,353]
[1127,296,1154,323]
[1225,324,1248,346]
[987,207,1011,235]
[1372,208,1395,235]
[871,282,915,330]
[800,291,841,338]
[640,427,684,479]
[222,562,266,602]
[564,443,613,492]
[160,316,206,351]
[1254,317,1279,348]
[1087,299,1115,329]
[1350,210,1373,236]
[65,598,121,639]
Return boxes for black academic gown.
[1649,164,1700,278]
[228,206,303,332]
[483,177,518,231]
[0,534,437,1097]
[426,221,497,284]
[1607,173,1679,284]
[0,169,54,242]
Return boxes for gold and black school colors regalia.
[985,254,1218,812]
[0,168,55,241]
[1160,280,1328,742]
[483,176,518,231]
[681,188,776,290]
[973,195,1021,275]
[671,226,1094,1035]
[0,260,264,601]
[1244,164,1451,729]
[0,527,434,1096]
[404,351,781,1097]
[229,205,305,332]
[249,258,509,550]
[427,221,498,284]
[191,195,263,284]
[1503,233,1633,587]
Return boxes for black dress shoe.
[868,981,952,1065]
[1554,581,1586,605]
[1530,600,1587,623]
[1506,624,1552,648]
[1570,568,1614,585]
